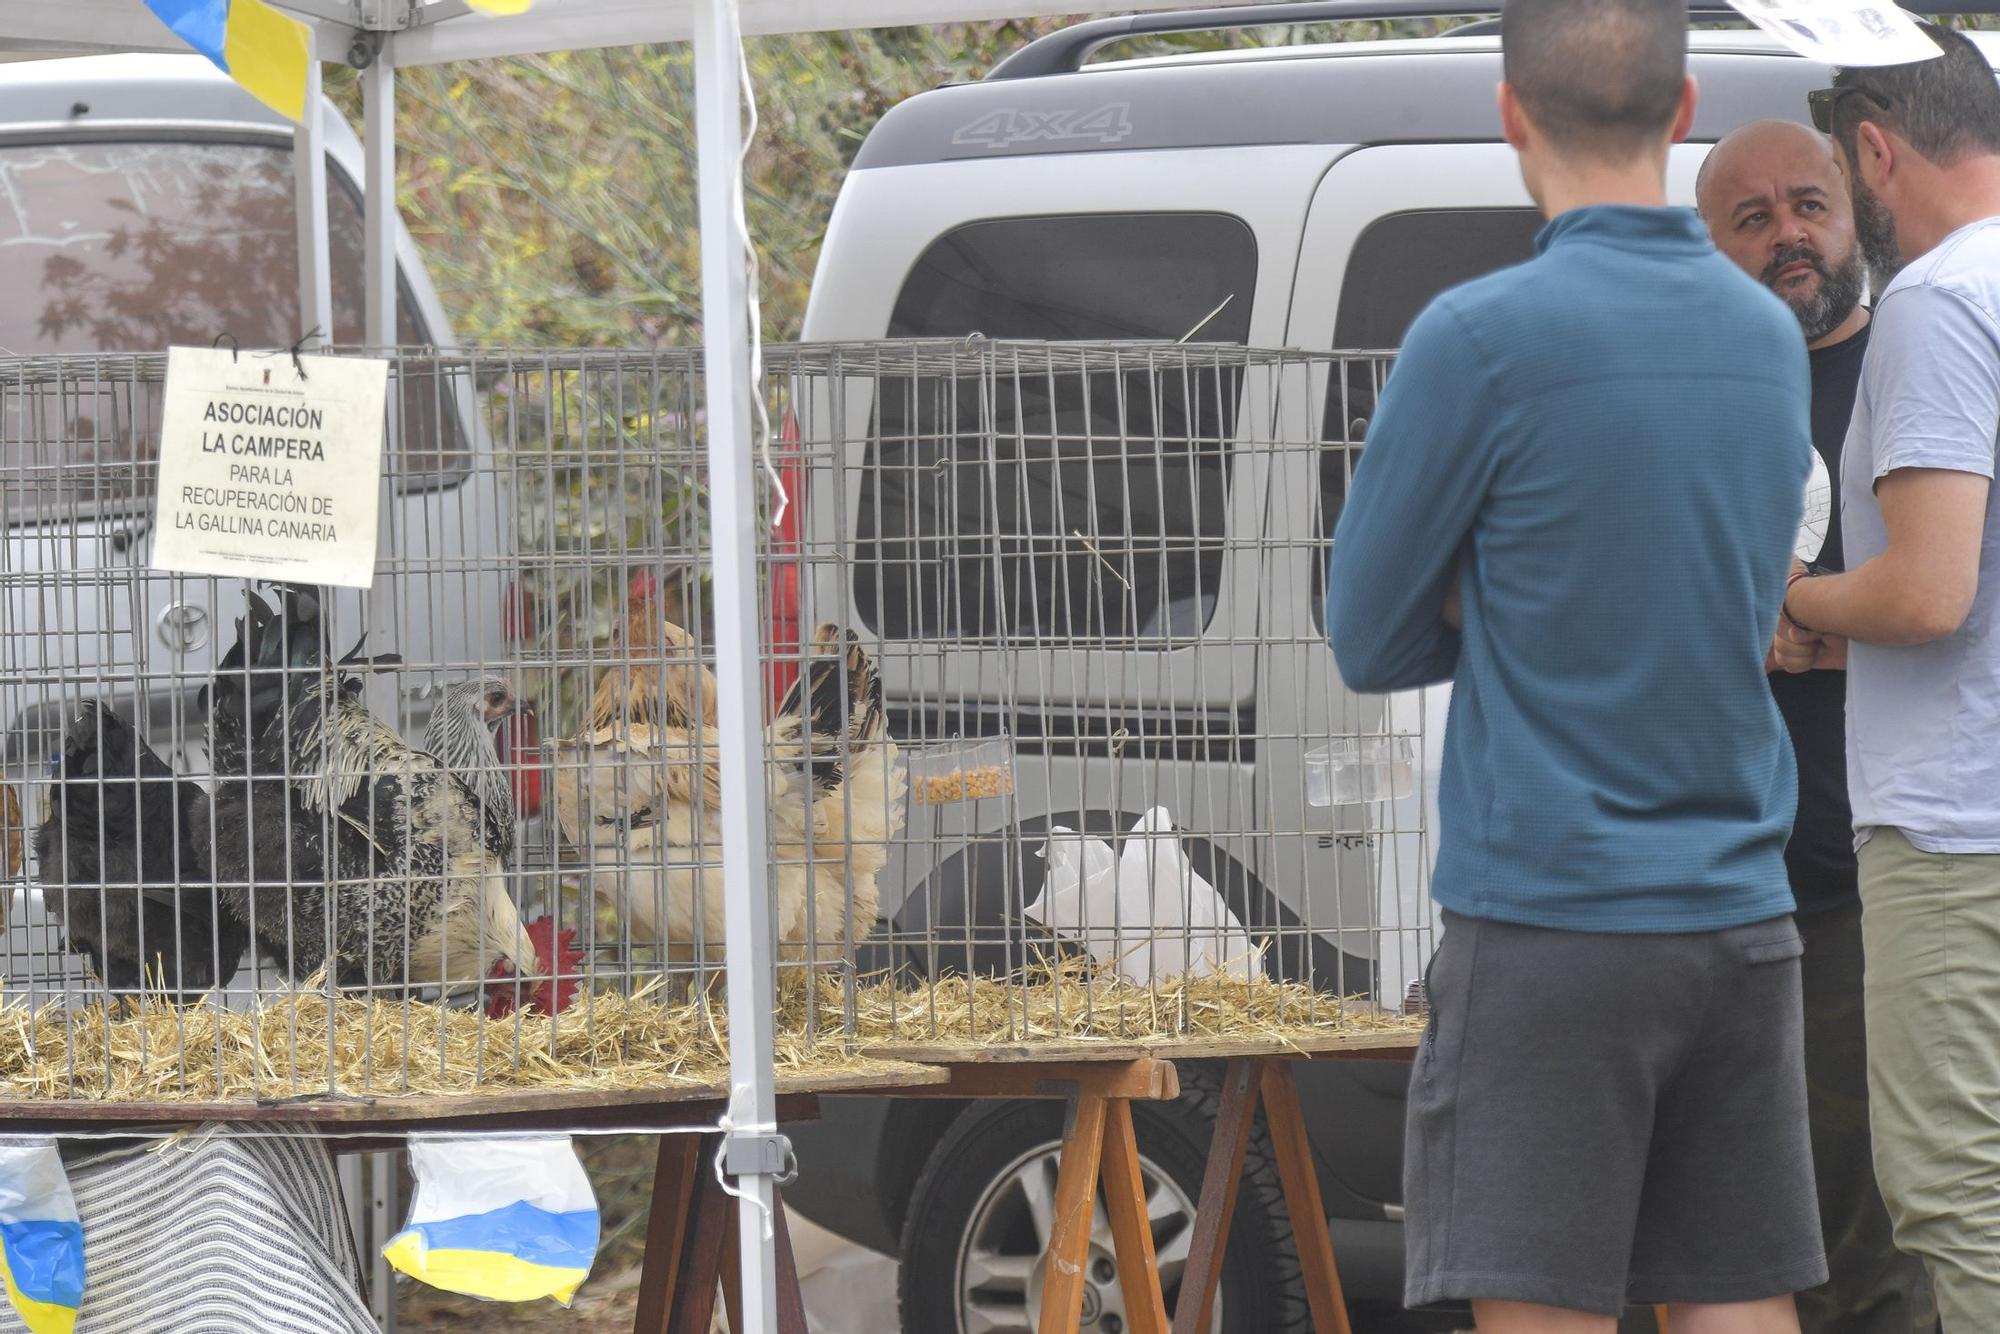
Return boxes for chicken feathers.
[34,701,248,999]
[422,677,520,866]
[552,620,904,965]
[202,585,543,995]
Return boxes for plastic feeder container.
[1305,735,1416,807]
[910,738,1016,805]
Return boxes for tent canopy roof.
[1,0,1222,66]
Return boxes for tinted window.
[1315,209,1543,625]
[859,213,1256,644]
[0,140,460,518]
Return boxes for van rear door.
[1272,142,1711,1207]
[800,148,1336,926]
[1273,141,1713,1005]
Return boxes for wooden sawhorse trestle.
[906,1055,1353,1334]
[855,1033,1428,1334]
[1169,1056,1352,1334]
[626,1060,1189,1334]
[632,1092,826,1334]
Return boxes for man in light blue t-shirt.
[1781,23,2000,1328]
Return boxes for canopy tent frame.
[0,0,1234,63]
[0,0,1260,1326]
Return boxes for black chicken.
[34,701,248,1000]
[200,585,544,993]
[203,583,399,780]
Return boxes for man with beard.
[1699,119,1935,1334]
[1782,22,2000,1329]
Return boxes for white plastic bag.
[1028,808,1259,985]
[382,1136,599,1307]
[0,1140,82,1334]
[1371,684,1449,1012]
[1030,825,1121,965]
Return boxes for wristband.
[1782,566,1815,634]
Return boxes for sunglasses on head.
[1808,85,1893,134]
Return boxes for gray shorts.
[1404,910,1829,1315]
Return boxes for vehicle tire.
[897,1061,1312,1334]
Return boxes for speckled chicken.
[421,676,521,864]
[200,585,545,994]
[551,620,905,965]
[34,701,248,999]
[423,676,581,1016]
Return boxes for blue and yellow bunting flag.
[384,1137,598,1307]
[144,0,309,122]
[0,1142,83,1334]
[464,0,534,12]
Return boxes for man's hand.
[1785,468,1990,645]
[1766,617,1848,673]
[1769,617,1822,674]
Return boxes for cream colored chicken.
[551,619,904,965]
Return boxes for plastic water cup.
[1305,735,1416,807]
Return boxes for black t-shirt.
[1772,321,1869,913]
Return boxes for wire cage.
[0,339,1437,1102]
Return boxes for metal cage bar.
[0,339,1436,1103]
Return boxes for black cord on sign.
[211,332,240,363]
[288,326,324,381]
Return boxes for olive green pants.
[1861,827,2000,1332]
[1795,900,1936,1334]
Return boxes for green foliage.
[499,360,709,733]
[326,17,1449,350]
[326,12,2000,355]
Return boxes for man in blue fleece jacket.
[1326,0,1822,1329]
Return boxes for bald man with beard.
[1699,120,1935,1334]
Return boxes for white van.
[783,12,1962,1333]
[0,54,512,990]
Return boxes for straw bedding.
[0,960,1423,1104]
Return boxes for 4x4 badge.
[951,103,1135,150]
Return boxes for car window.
[1313,208,1543,630]
[858,213,1256,645]
[0,139,461,520]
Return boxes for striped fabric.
[0,1128,374,1334]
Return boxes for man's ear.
[1668,75,1698,145]
[1856,120,1895,189]
[1498,81,1530,152]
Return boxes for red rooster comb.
[486,916,584,1019]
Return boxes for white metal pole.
[360,48,400,1264]
[360,47,403,698]
[362,54,396,349]
[298,27,373,1285]
[692,0,781,1328]
[294,31,334,347]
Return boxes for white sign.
[1729,0,1943,66]
[150,346,389,590]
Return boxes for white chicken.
[551,620,905,966]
